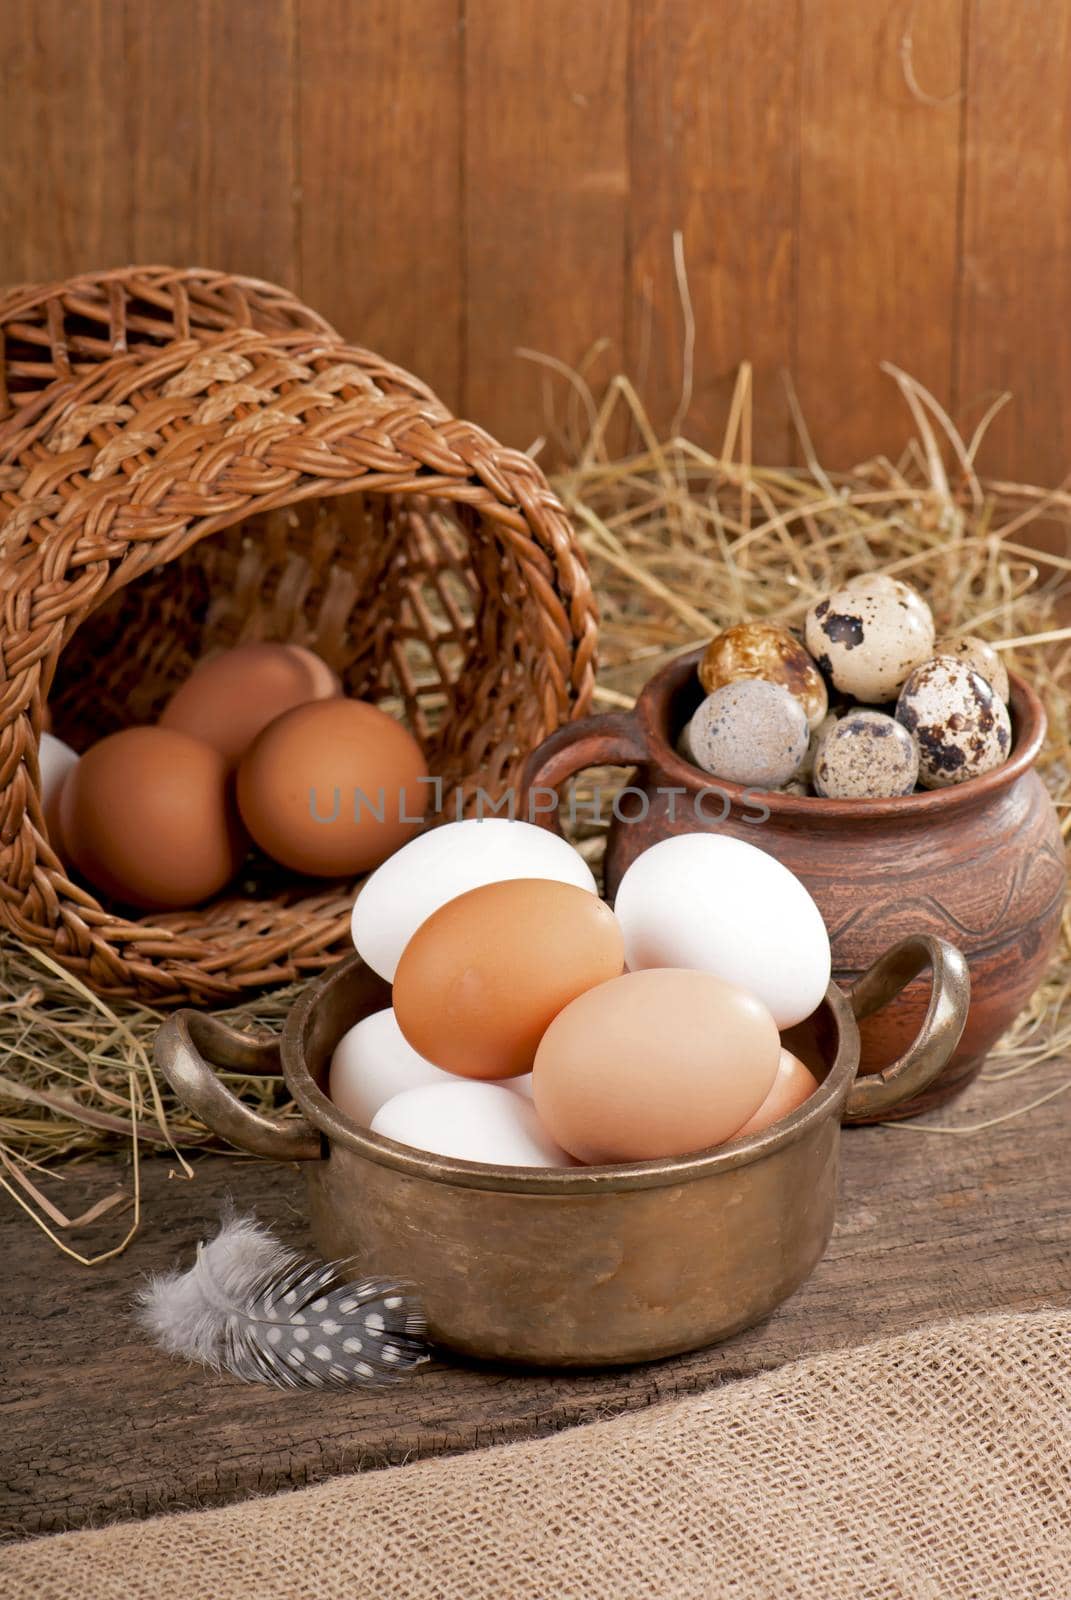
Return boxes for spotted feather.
[137,1211,428,1389]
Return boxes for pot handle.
[521,711,650,836]
[842,935,970,1121]
[154,1011,322,1161]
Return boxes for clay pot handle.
[521,711,650,836]
[842,935,971,1122]
[154,1011,321,1162]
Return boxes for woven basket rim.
[0,263,339,328]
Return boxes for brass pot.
[155,936,968,1368]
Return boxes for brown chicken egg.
[393,878,625,1080]
[236,698,426,876]
[732,1047,819,1138]
[160,642,340,766]
[533,968,780,1163]
[59,726,247,909]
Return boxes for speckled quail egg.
[688,679,809,789]
[813,710,919,799]
[698,622,829,731]
[932,635,1010,704]
[805,580,935,702]
[896,656,1012,789]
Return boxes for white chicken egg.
[38,730,79,851]
[329,1007,535,1125]
[612,833,831,1029]
[370,1080,571,1167]
[351,818,597,982]
[328,1008,456,1125]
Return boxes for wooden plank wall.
[3,0,1071,485]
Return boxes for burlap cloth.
[5,1308,1070,1599]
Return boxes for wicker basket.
[0,267,596,1004]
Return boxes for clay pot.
[522,649,1066,1118]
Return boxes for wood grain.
[796,0,966,468]
[0,0,131,284]
[128,0,298,286]
[8,6,1071,504]
[958,0,1071,486]
[463,0,629,450]
[628,0,800,463]
[5,1093,1071,1538]
[298,0,464,406]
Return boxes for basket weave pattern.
[0,268,596,1003]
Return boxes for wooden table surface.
[4,1058,1071,1541]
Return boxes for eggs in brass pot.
[236,698,426,876]
[533,967,780,1163]
[59,726,247,909]
[160,642,340,767]
[393,878,625,1079]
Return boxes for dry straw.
[3,361,1070,1256]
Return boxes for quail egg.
[813,710,919,799]
[932,635,1010,704]
[698,621,828,731]
[805,579,935,702]
[896,656,1012,789]
[688,679,809,789]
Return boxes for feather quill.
[137,1210,429,1388]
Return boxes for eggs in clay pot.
[371,1080,571,1167]
[393,878,625,1078]
[351,817,598,982]
[805,579,935,702]
[895,656,1012,790]
[59,726,247,909]
[237,698,426,876]
[37,730,79,853]
[533,968,780,1163]
[732,1048,819,1139]
[613,833,830,1028]
[160,642,340,766]
[698,621,828,731]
